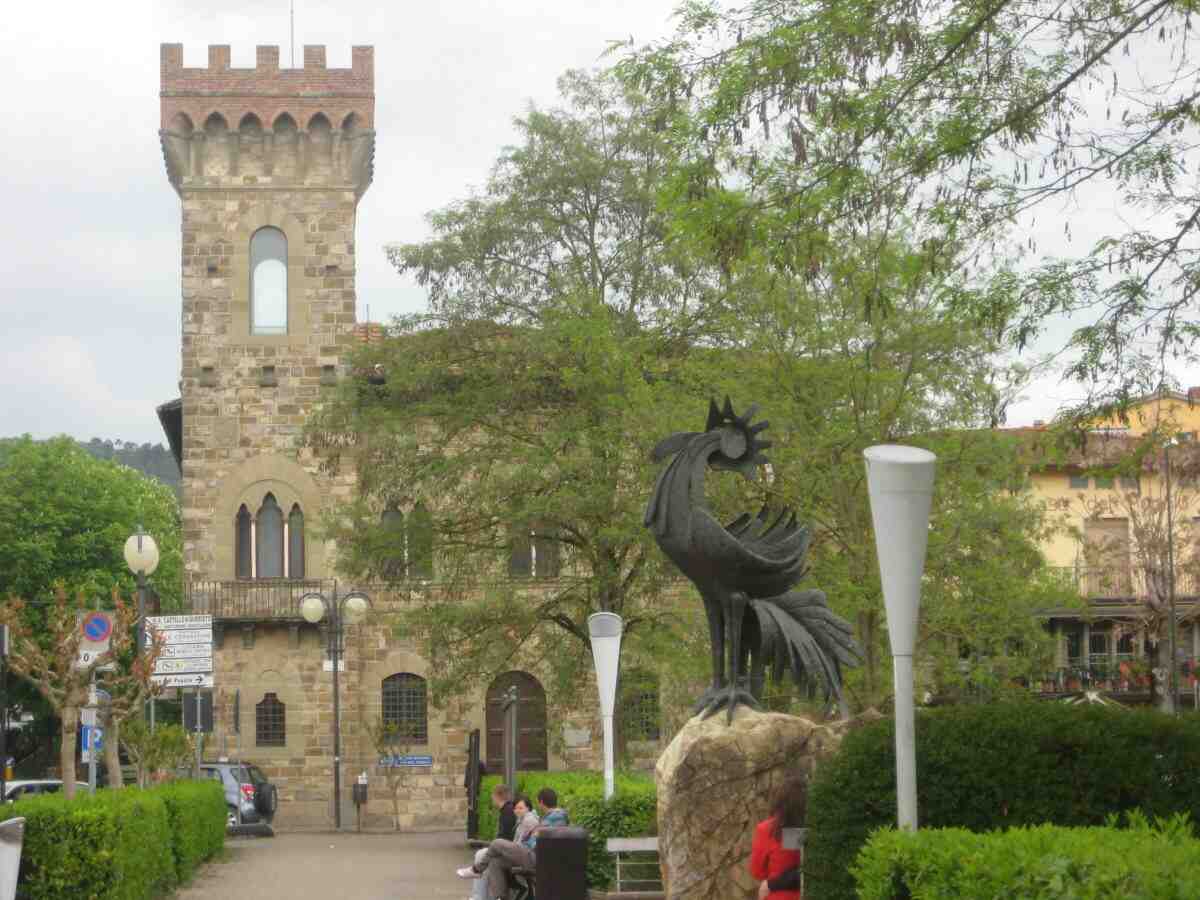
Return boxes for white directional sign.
[147,615,213,687]
[157,673,214,688]
[153,657,213,674]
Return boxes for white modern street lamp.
[125,526,160,728]
[301,588,371,830]
[864,445,936,831]
[588,611,623,801]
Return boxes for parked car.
[190,761,278,830]
[4,779,88,802]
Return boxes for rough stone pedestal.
[655,707,852,900]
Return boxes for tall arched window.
[408,504,434,579]
[382,673,428,744]
[380,506,405,580]
[256,693,286,747]
[288,504,305,578]
[235,505,252,579]
[256,493,284,578]
[250,227,287,335]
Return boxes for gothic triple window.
[250,226,287,335]
[378,504,434,580]
[235,494,305,579]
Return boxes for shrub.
[807,701,1200,900]
[853,812,1200,899]
[157,779,226,882]
[14,787,174,900]
[476,770,657,888]
[12,780,226,899]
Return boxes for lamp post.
[300,588,370,831]
[865,445,936,831]
[124,526,160,729]
[588,612,623,801]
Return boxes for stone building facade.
[155,43,650,831]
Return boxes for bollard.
[0,817,24,900]
[535,825,588,900]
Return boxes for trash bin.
[535,825,588,900]
[0,817,25,900]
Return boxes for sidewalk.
[174,831,472,900]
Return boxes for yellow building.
[1024,389,1200,704]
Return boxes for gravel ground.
[173,831,474,900]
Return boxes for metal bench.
[605,837,662,896]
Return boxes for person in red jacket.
[749,778,806,900]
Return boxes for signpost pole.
[194,688,202,778]
[86,677,98,796]
[331,586,342,831]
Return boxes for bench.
[599,830,805,898]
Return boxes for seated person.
[478,787,569,900]
[459,794,538,898]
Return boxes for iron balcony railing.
[185,579,336,620]
[1046,565,1200,600]
[1035,656,1200,695]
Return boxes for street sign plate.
[378,754,433,767]
[152,673,214,688]
[155,629,212,646]
[80,725,103,762]
[147,615,212,629]
[152,657,213,675]
[76,611,115,670]
[158,644,212,659]
[80,708,97,727]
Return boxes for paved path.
[175,831,473,900]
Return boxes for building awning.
[157,397,182,472]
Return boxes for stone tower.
[158,44,374,585]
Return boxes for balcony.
[185,579,336,620]
[1047,566,1200,601]
[1035,657,1200,704]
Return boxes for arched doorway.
[485,671,548,773]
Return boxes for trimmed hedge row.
[807,702,1200,900]
[12,781,225,899]
[853,812,1200,899]
[477,771,656,889]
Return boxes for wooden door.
[485,671,548,773]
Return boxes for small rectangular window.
[1119,476,1140,493]
[259,365,278,387]
[1069,475,1089,489]
[1094,476,1114,489]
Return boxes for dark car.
[192,760,278,830]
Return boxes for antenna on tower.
[290,0,295,67]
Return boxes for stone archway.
[485,671,547,773]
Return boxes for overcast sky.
[0,1,1188,447]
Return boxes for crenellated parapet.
[159,44,375,197]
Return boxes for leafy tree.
[307,70,729,709]
[707,234,1078,704]
[0,436,182,608]
[617,0,1200,413]
[119,720,191,788]
[0,589,163,798]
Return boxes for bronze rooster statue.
[645,398,861,722]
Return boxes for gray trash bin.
[535,825,588,900]
[0,817,25,900]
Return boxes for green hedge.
[807,702,1200,900]
[853,812,1200,899]
[157,780,227,882]
[476,771,656,889]
[12,781,225,899]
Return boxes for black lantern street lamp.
[300,588,370,830]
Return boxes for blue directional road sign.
[80,725,104,763]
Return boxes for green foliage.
[120,721,193,788]
[156,780,226,883]
[807,702,1200,900]
[307,70,728,709]
[77,439,180,494]
[619,0,1200,408]
[0,436,182,609]
[12,781,224,898]
[477,770,656,889]
[853,812,1200,900]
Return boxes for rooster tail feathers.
[750,591,864,701]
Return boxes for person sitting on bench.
[459,793,538,898]
[477,787,568,900]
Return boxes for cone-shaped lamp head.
[588,612,623,718]
[865,445,936,656]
